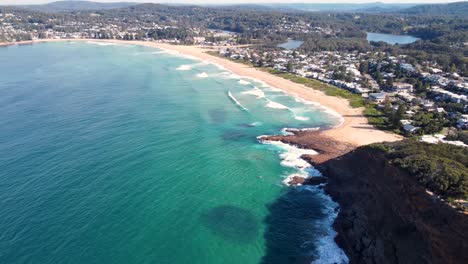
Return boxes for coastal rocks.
[318,147,468,264]
[286,175,327,186]
[260,128,468,263]
[258,129,355,165]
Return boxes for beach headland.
[3,39,418,263]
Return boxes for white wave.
[281,127,320,134]
[196,72,209,78]
[242,87,265,99]
[294,96,319,106]
[177,61,209,71]
[291,108,311,121]
[250,121,262,127]
[176,64,192,71]
[226,73,241,79]
[228,91,249,111]
[294,115,310,121]
[123,43,345,128]
[266,100,289,110]
[262,141,317,169]
[132,50,168,56]
[311,189,350,264]
[85,41,121,46]
[260,137,349,263]
[238,79,251,85]
[210,72,231,78]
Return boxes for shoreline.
[2,38,410,262]
[1,38,402,149]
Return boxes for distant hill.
[398,1,468,16]
[11,1,137,12]
[208,3,419,13]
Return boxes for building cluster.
[219,46,468,135]
[269,18,334,35]
[0,12,199,43]
[2,11,466,139]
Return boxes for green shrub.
[382,141,468,200]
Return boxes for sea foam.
[85,41,123,46]
[242,87,265,98]
[177,65,192,71]
[294,115,310,121]
[258,139,320,187]
[266,100,289,110]
[228,91,249,111]
[259,138,349,263]
[196,72,209,78]
[238,80,251,85]
[311,188,350,264]
[177,61,209,71]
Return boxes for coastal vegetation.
[370,140,468,209]
[1,2,467,72]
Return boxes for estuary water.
[366,32,420,45]
[277,39,304,50]
[0,42,348,264]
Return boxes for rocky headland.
[260,129,468,264]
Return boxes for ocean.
[0,42,348,264]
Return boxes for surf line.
[228,91,249,112]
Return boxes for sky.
[0,0,462,5]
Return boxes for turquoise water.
[0,42,347,264]
[366,32,420,45]
[277,40,304,50]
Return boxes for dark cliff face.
[316,147,468,264]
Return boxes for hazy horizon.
[1,0,464,6]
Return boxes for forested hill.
[12,1,137,12]
[399,1,468,16]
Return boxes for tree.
[386,77,394,89]
[388,102,406,128]
[375,70,383,85]
[258,59,264,67]
[286,61,294,72]
[383,96,392,116]
[359,61,369,74]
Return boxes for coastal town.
[1,1,467,264]
[217,45,468,143]
[1,9,467,147]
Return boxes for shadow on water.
[260,187,330,264]
[221,130,253,142]
[238,123,257,128]
[200,205,259,243]
[209,108,226,124]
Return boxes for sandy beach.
[3,38,402,147]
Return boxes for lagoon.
[277,39,304,50]
[367,32,420,45]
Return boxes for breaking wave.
[259,137,349,264]
[228,91,249,111]
[242,87,265,98]
[177,65,192,71]
[196,72,209,78]
[266,100,289,110]
[238,80,251,85]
